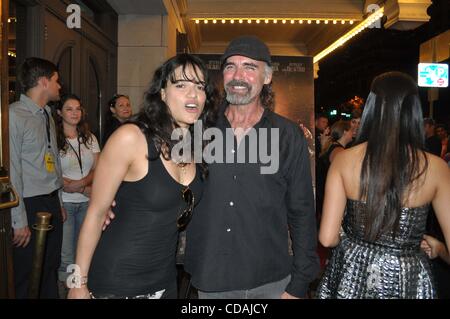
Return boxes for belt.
[90,288,166,299]
[29,189,59,199]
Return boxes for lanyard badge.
[45,152,55,172]
[66,137,84,175]
[43,109,55,173]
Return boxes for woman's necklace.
[177,162,189,186]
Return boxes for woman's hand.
[63,177,86,193]
[83,186,92,197]
[421,234,445,259]
[67,286,91,299]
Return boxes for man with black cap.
[184,35,319,299]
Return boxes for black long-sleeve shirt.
[425,135,442,157]
[185,105,319,298]
[102,117,122,147]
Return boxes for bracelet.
[69,274,88,288]
[80,276,88,286]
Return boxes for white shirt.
[60,134,100,203]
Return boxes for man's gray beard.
[225,90,257,105]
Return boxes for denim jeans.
[58,201,89,282]
[197,275,291,299]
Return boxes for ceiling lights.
[193,18,355,25]
[190,6,384,64]
[313,6,384,63]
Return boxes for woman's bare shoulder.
[425,152,450,180]
[114,123,142,138]
[107,124,144,144]
[103,123,146,156]
[333,143,366,167]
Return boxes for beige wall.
[117,13,178,114]
[164,14,178,58]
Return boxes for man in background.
[9,57,65,298]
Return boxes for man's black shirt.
[185,105,319,298]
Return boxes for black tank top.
[89,135,203,296]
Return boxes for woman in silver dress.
[316,71,450,299]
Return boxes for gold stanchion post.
[28,212,52,298]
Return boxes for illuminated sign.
[418,63,448,88]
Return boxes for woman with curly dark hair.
[68,53,217,299]
[54,94,100,292]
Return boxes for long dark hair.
[133,54,218,177]
[55,94,94,154]
[260,83,275,110]
[353,71,428,241]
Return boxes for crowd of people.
[8,35,450,299]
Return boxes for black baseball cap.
[221,35,272,66]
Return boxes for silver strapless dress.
[316,199,436,299]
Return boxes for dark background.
[315,0,449,127]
